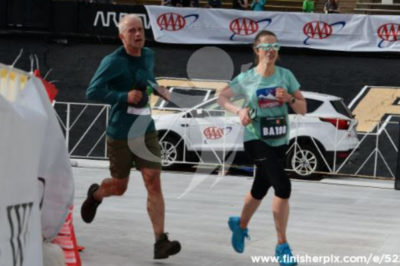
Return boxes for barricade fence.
[54,101,399,179]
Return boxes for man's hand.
[156,86,171,101]
[127,90,143,105]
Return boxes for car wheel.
[287,144,323,179]
[159,135,182,169]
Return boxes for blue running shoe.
[228,216,250,253]
[275,242,297,266]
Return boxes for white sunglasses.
[256,42,281,51]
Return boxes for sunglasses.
[256,42,281,51]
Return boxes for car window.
[330,100,353,118]
[288,98,323,114]
[155,87,216,110]
[306,99,323,113]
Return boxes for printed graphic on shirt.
[256,87,282,108]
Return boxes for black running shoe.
[81,183,102,223]
[154,233,181,259]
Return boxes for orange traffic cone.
[52,206,82,266]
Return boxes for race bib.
[127,106,151,115]
[260,116,287,139]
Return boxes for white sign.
[145,6,400,52]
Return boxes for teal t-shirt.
[86,46,157,140]
[229,66,300,147]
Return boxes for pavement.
[72,164,400,266]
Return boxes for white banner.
[0,65,74,266]
[145,6,400,52]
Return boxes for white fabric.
[127,106,151,115]
[0,66,74,266]
[42,242,65,266]
[34,76,74,241]
[0,78,46,266]
[145,6,400,52]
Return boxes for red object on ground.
[33,69,58,103]
[52,206,82,266]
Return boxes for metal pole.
[395,121,400,190]
[66,103,71,153]
[373,121,380,177]
[221,112,226,176]
[105,106,109,159]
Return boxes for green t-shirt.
[229,67,300,147]
[86,46,157,140]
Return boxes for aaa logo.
[377,23,400,48]
[157,13,199,31]
[303,21,346,45]
[229,17,272,41]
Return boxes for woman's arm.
[276,88,307,115]
[289,90,307,115]
[217,86,251,126]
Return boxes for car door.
[187,97,246,152]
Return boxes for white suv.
[153,91,359,178]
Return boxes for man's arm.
[86,58,129,105]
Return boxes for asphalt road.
[72,166,400,266]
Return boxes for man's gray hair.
[118,14,142,34]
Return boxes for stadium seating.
[110,0,400,15]
[354,0,400,14]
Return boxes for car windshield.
[155,87,216,110]
[330,100,353,118]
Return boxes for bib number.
[260,116,287,139]
[127,106,151,115]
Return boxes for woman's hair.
[253,30,278,65]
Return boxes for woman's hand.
[275,88,292,103]
[238,107,252,126]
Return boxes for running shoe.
[154,233,181,259]
[228,216,250,253]
[81,183,102,223]
[275,242,297,266]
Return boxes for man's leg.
[94,177,129,201]
[134,132,180,259]
[140,167,180,259]
[140,167,164,238]
[81,137,133,223]
[81,176,130,224]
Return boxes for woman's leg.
[272,196,289,244]
[240,141,272,228]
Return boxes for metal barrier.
[54,101,399,179]
[54,102,110,160]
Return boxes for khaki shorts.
[107,131,161,179]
